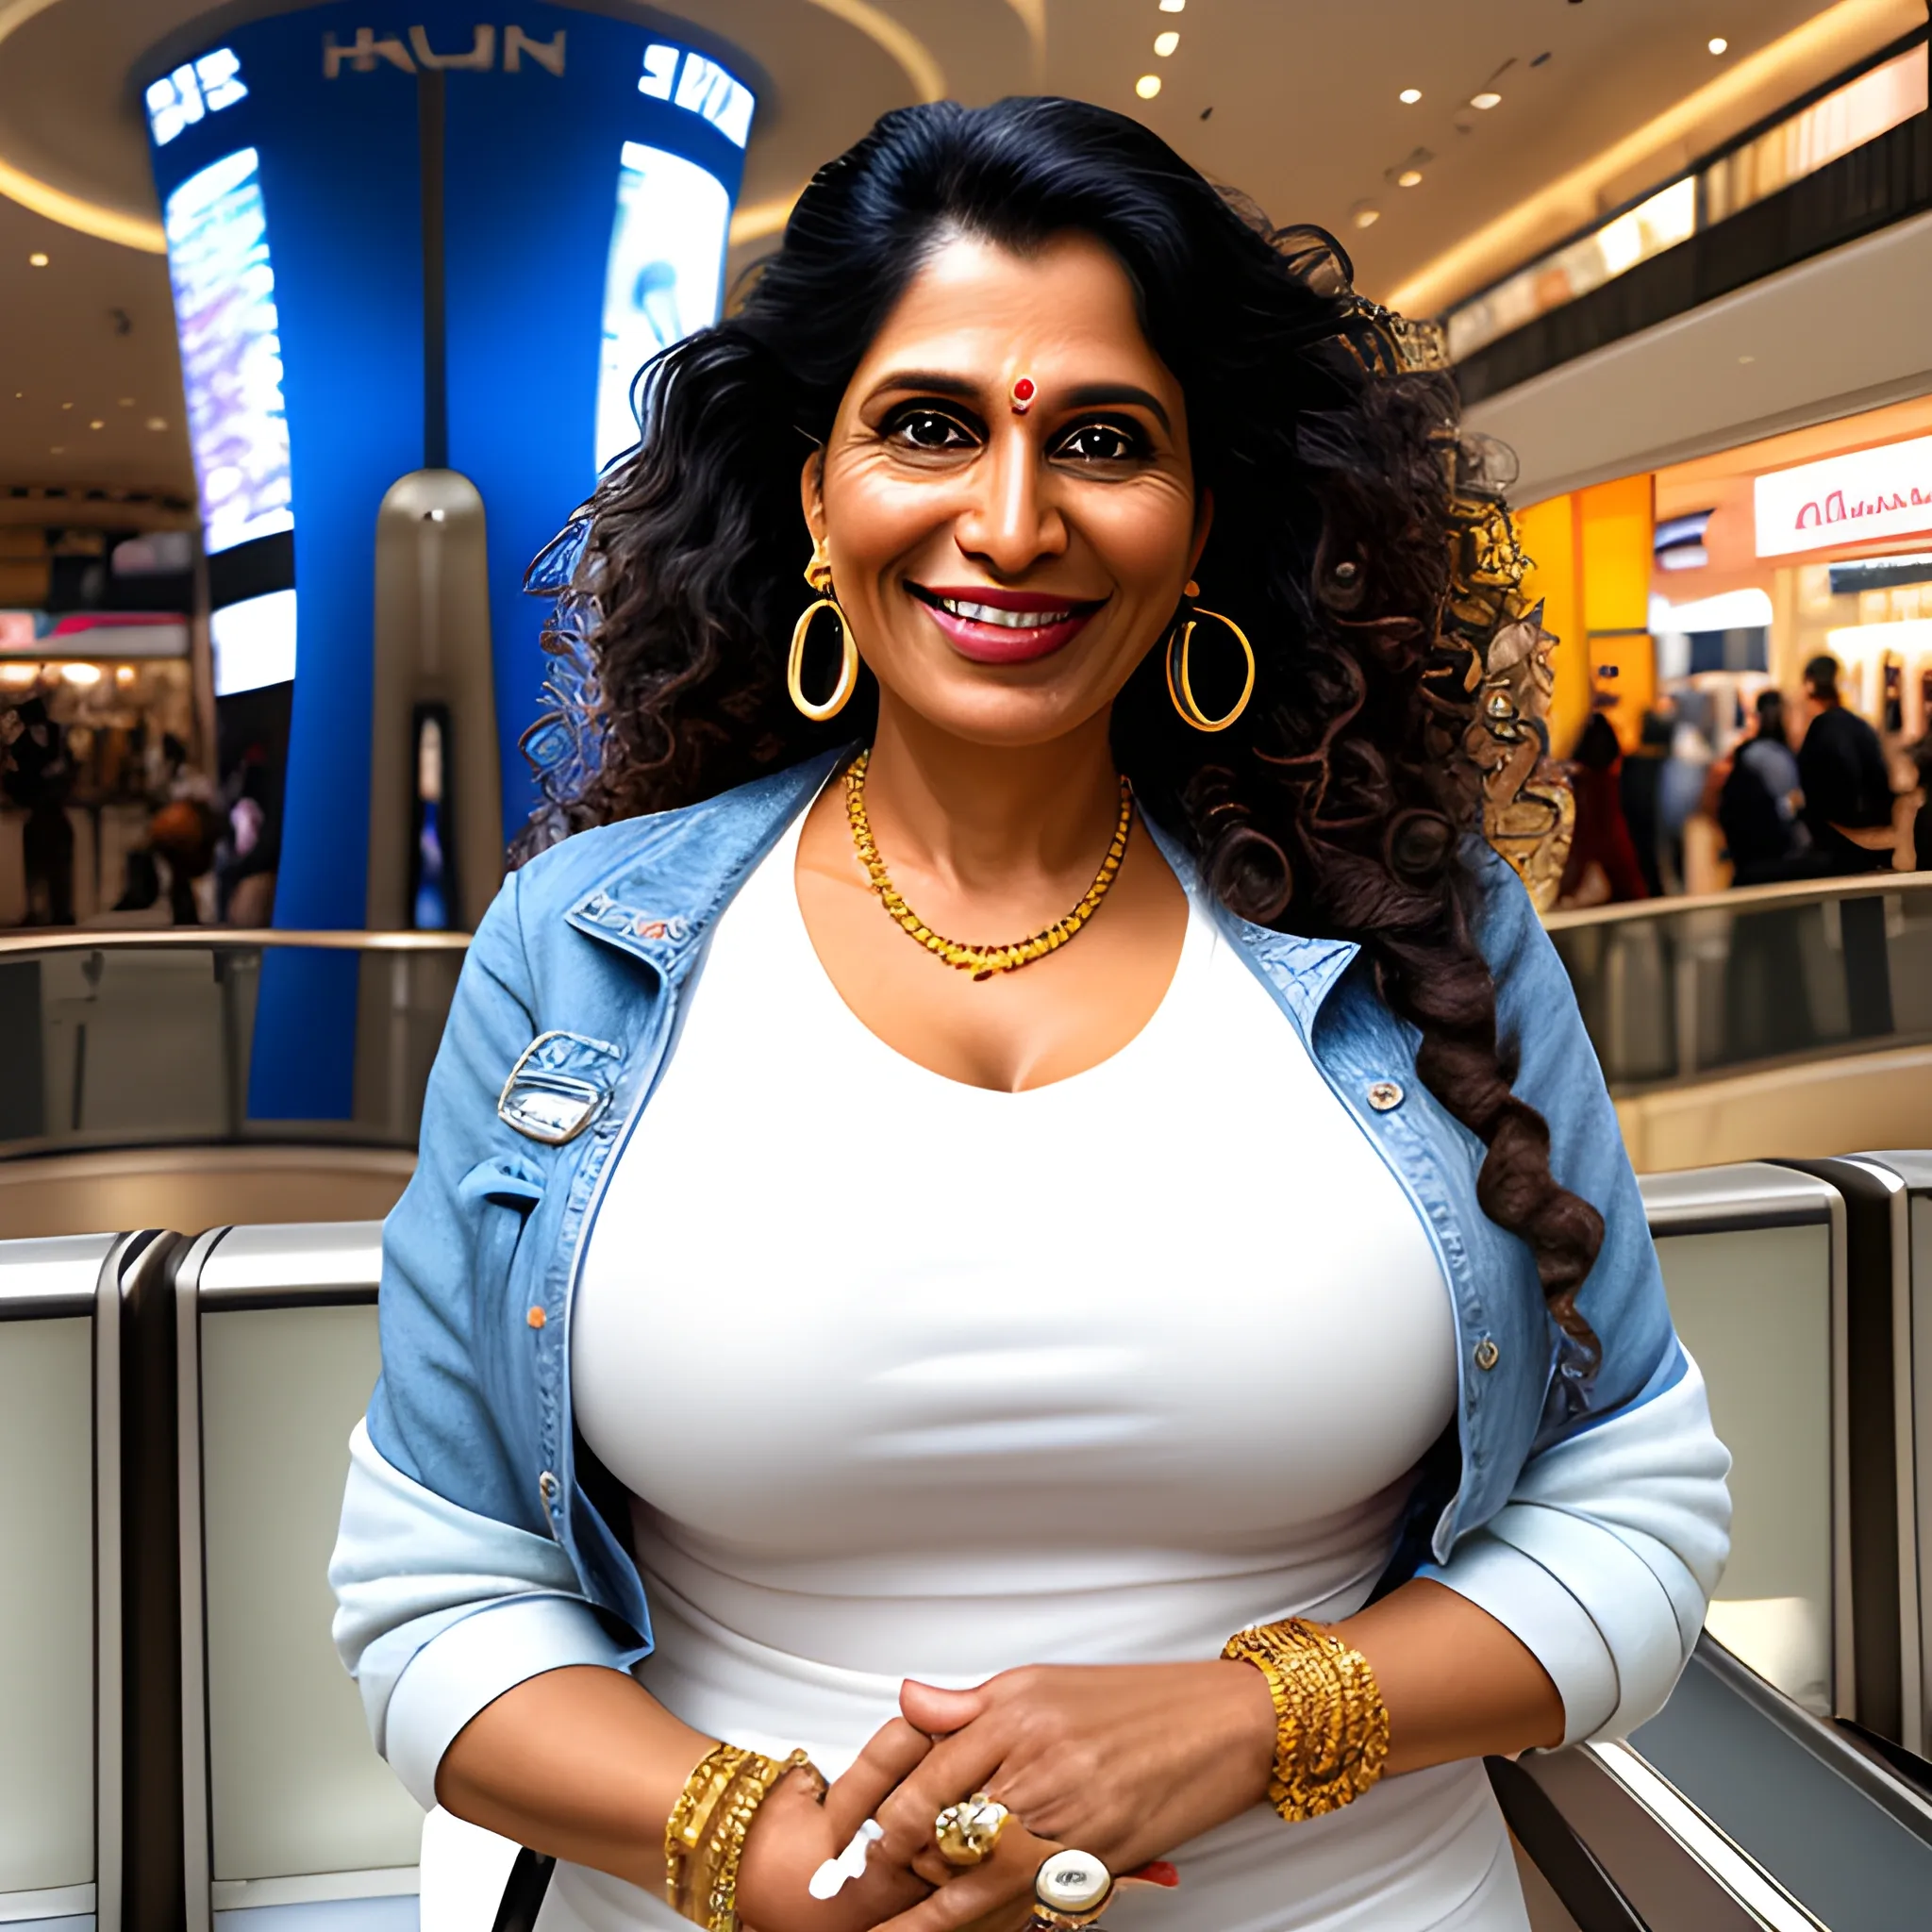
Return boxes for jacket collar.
[564,749,1360,1027]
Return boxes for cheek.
[1078,482,1198,589]
[825,457,958,570]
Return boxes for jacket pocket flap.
[497,1029,623,1145]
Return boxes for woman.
[332,99,1728,1932]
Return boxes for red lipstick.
[908,582,1104,666]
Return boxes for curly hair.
[515,96,1603,1370]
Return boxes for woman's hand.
[735,1721,940,1932]
[858,1662,1276,1929]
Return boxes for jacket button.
[1474,1338,1500,1372]
[527,1306,547,1330]
[1366,1080,1404,1112]
[538,1470,559,1507]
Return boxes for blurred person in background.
[1558,709,1648,907]
[1718,690,1807,886]
[1619,704,1672,897]
[1797,654,1893,874]
[1,691,75,925]
[1657,697,1716,894]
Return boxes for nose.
[954,424,1068,577]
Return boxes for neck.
[859,693,1124,893]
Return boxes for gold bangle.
[695,1747,819,1932]
[664,1744,750,1911]
[1223,1619,1391,1822]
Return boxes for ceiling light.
[117,396,133,407]
[1353,204,1381,229]
[89,419,103,429]
[1399,88,1422,104]
[60,400,72,410]
[1135,74,1161,99]
[60,662,103,686]
[1398,168,1424,187]
[28,251,48,266]
[1154,30,1178,56]
[0,664,38,687]
[145,416,168,430]
[49,444,63,454]
[1158,0,1184,10]
[115,665,137,686]
[1708,38,1728,56]
[1471,92,1502,109]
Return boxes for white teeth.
[936,596,1073,628]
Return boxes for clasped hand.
[735,1660,1276,1932]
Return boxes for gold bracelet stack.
[1222,1618,1391,1822]
[663,1742,823,1931]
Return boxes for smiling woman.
[331,96,1729,1932]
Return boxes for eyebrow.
[866,372,1174,435]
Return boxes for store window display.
[331,99,1729,1932]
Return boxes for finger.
[867,1849,1042,1932]
[824,1717,936,1840]
[876,1728,1016,1852]
[900,1678,988,1737]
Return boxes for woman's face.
[803,229,1209,747]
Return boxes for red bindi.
[1009,375,1036,413]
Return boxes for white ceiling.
[0,0,1920,505]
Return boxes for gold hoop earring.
[1166,583,1255,732]
[789,551,858,722]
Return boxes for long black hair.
[517,96,1604,1363]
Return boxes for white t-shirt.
[555,812,1525,1932]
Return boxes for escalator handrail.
[1543,867,1932,932]
[0,927,474,957]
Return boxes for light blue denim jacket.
[331,752,1730,1807]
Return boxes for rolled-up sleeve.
[330,1420,634,1807]
[1422,1347,1732,1743]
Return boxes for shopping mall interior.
[3,4,1932,1931]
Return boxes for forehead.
[852,229,1172,389]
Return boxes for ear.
[1187,487,1216,578]
[799,449,826,550]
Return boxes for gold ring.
[933,1790,1011,1867]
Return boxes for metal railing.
[1545,871,1932,1092]
[0,930,469,1159]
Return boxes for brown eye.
[891,408,976,450]
[1055,422,1144,462]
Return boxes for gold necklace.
[843,749,1134,981]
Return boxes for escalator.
[5,1156,1930,1930]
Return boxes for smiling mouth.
[908,582,1105,665]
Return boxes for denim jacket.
[331,752,1730,1807]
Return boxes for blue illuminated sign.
[639,42,754,147]
[161,147,293,555]
[146,47,249,145]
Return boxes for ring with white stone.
[1028,1848,1115,1928]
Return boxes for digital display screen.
[163,147,294,555]
[594,141,731,473]
[210,587,297,695]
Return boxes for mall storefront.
[1519,393,1931,892]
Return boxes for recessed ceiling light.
[117,396,134,407]
[1708,37,1728,56]
[1154,30,1178,56]
[27,251,48,267]
[1398,168,1424,187]
[49,445,63,455]
[1353,204,1381,229]
[89,419,104,430]
[1135,74,1161,99]
[1471,92,1502,109]
[1158,0,1184,11]
[1399,88,1422,104]
[145,416,168,430]
[60,401,73,410]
